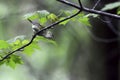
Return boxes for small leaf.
[23,46,34,56]
[77,12,85,17]
[6,55,23,69]
[117,10,120,14]
[47,13,58,22]
[7,59,16,69]
[64,10,72,15]
[22,40,29,45]
[23,42,40,56]
[78,17,91,26]
[35,36,57,46]
[63,10,78,16]
[23,12,38,20]
[39,17,47,25]
[59,17,70,25]
[11,55,23,64]
[37,10,50,24]
[7,35,27,50]
[23,10,50,20]
[0,59,6,65]
[117,7,120,14]
[14,40,21,45]
[7,35,26,43]
[0,40,10,49]
[37,10,50,17]
[101,2,120,11]
[11,39,22,50]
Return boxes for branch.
[57,0,120,19]
[78,0,83,8]
[36,10,81,35]
[104,17,120,35]
[0,35,36,62]
[92,0,101,9]
[0,10,81,62]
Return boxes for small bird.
[27,19,53,39]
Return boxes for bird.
[27,19,54,39]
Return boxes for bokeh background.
[0,0,119,80]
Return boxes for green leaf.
[39,17,47,25]
[23,42,40,56]
[11,40,22,50]
[23,12,39,20]
[77,12,85,17]
[0,40,10,49]
[23,10,50,20]
[117,10,120,14]
[0,59,6,65]
[78,17,91,26]
[101,2,120,11]
[64,10,72,15]
[117,7,120,14]
[37,10,50,17]
[7,35,26,43]
[47,13,58,22]
[63,10,78,16]
[66,12,91,26]
[14,40,21,45]
[6,55,23,69]
[7,59,16,69]
[7,35,27,50]
[23,45,34,56]
[35,36,57,46]
[37,10,50,25]
[22,40,29,45]
[11,55,23,64]
[59,17,70,25]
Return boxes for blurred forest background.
[0,0,119,80]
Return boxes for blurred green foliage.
[101,1,120,11]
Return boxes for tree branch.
[92,0,101,9]
[57,0,120,19]
[78,0,83,8]
[0,10,82,62]
[0,35,37,62]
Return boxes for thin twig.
[0,10,82,62]
[0,35,36,62]
[92,0,101,9]
[57,0,120,19]
[97,16,120,36]
[36,10,82,35]
[104,17,120,35]
[78,0,83,8]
